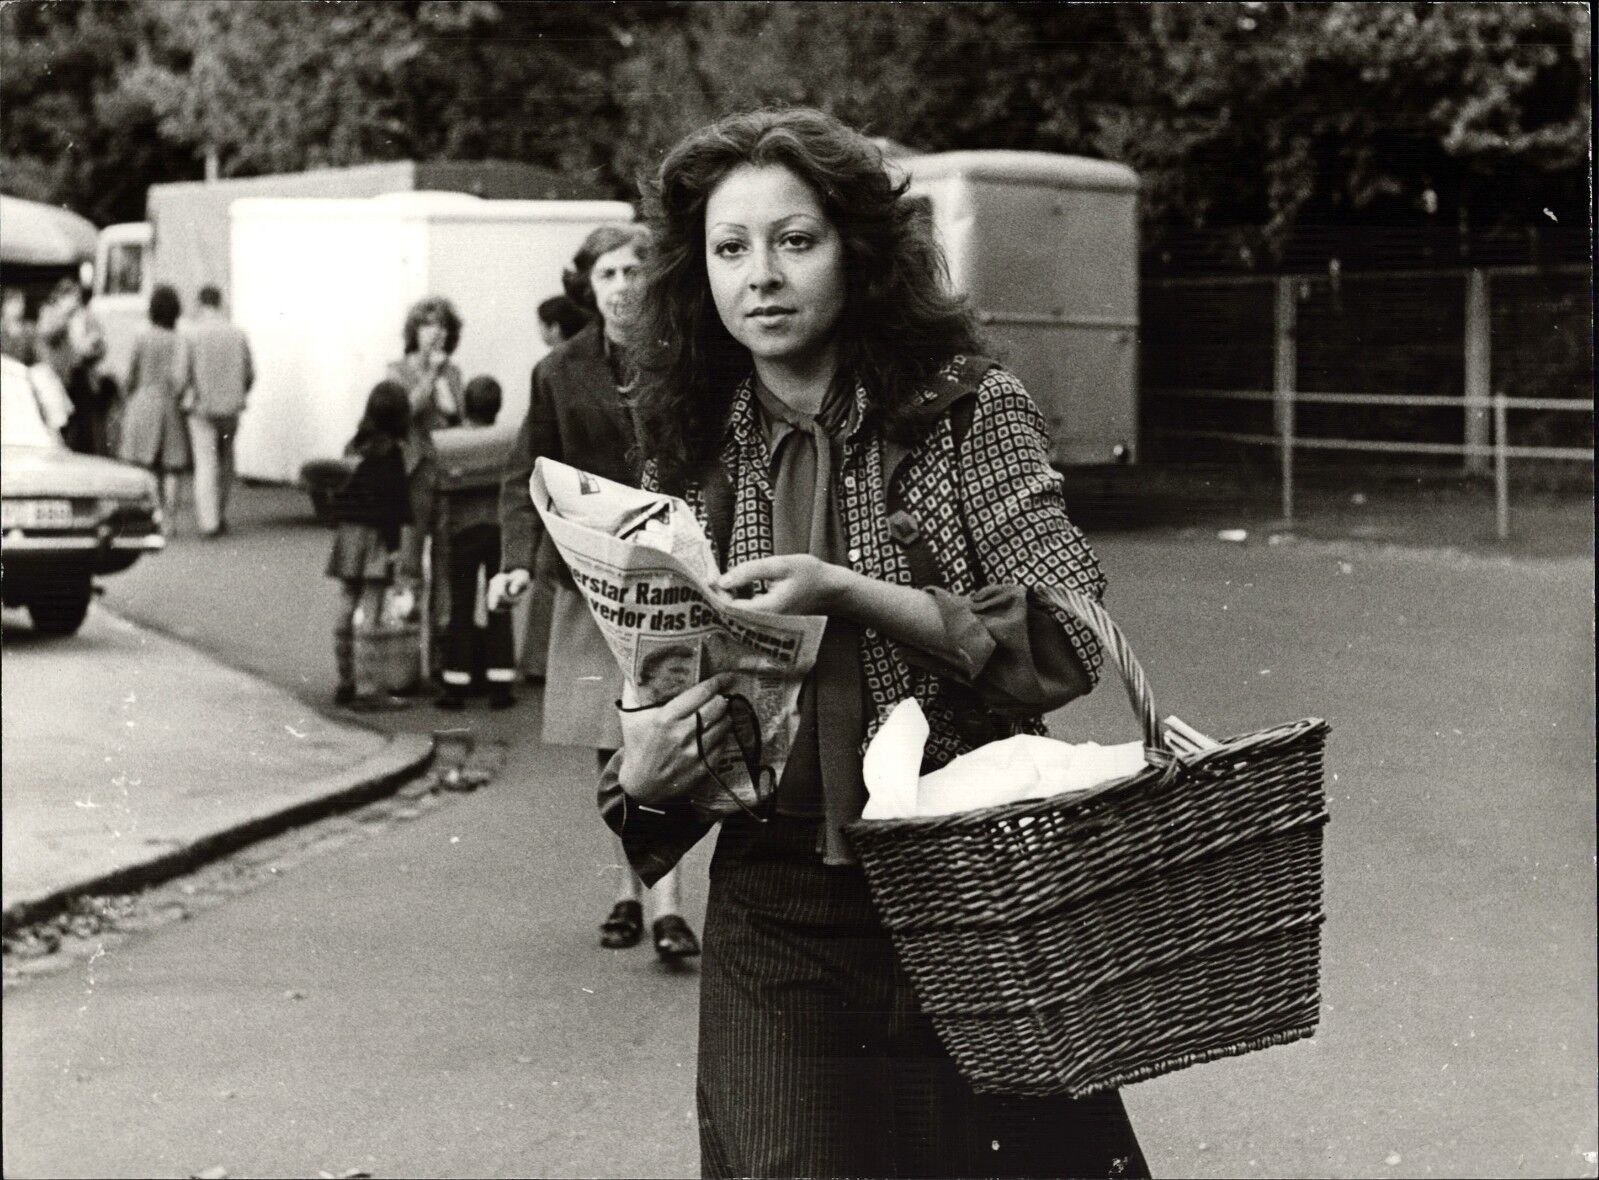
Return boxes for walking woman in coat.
[601,108,1150,1178]
[119,284,192,513]
[490,225,700,963]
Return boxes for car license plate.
[0,499,74,529]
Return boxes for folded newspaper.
[530,458,826,814]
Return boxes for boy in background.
[437,375,517,710]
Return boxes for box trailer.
[895,151,1140,468]
[91,160,605,386]
[228,191,632,483]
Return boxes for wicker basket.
[844,586,1330,1098]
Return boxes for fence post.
[1493,392,1510,539]
[1464,269,1492,476]
[1274,276,1296,522]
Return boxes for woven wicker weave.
[845,586,1329,1098]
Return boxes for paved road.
[3,485,1593,1178]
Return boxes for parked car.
[1,355,164,635]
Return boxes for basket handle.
[1036,585,1168,755]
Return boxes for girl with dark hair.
[325,380,424,711]
[605,108,1148,1178]
[491,221,700,963]
[119,283,192,511]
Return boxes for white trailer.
[228,191,631,483]
[895,151,1140,468]
[90,160,607,406]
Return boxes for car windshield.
[1,359,62,448]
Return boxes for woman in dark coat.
[490,224,700,962]
[600,108,1150,1178]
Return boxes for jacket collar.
[724,369,872,456]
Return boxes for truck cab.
[91,221,153,387]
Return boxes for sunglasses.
[695,693,776,822]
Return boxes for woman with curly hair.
[380,296,462,665]
[601,108,1148,1178]
[387,295,464,451]
[491,223,701,963]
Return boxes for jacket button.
[847,547,861,563]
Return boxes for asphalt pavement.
[2,480,1594,1178]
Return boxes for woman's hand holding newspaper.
[618,672,741,805]
[714,555,841,614]
[718,554,959,658]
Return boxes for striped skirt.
[698,817,1150,1179]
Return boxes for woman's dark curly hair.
[628,107,983,492]
[562,224,653,316]
[402,296,462,356]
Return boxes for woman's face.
[589,243,643,332]
[415,316,447,355]
[704,164,847,372]
[539,318,566,348]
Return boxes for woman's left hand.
[714,554,845,616]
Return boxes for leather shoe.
[652,914,700,962]
[600,900,643,949]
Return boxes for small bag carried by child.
[351,583,421,696]
[372,583,421,694]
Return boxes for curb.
[1,733,435,935]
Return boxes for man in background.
[182,285,254,537]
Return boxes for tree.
[3,0,1589,254]
[0,0,193,225]
[117,0,657,191]
[610,1,1590,263]
[1107,3,1592,261]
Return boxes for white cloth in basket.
[862,699,1146,820]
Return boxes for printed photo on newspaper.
[530,458,825,816]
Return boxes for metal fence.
[1141,264,1593,537]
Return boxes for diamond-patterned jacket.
[603,356,1108,882]
[679,355,1107,767]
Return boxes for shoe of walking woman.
[652,914,701,962]
[600,899,644,949]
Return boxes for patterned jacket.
[601,356,1107,882]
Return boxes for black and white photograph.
[1,2,1592,1177]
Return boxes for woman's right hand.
[618,673,740,806]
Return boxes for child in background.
[437,375,517,711]
[326,380,418,711]
[536,294,589,347]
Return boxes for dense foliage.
[3,0,1590,263]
